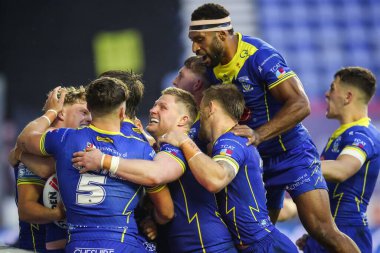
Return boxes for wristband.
[100,154,119,174]
[46,109,58,117]
[42,115,51,125]
[179,138,202,161]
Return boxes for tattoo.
[216,160,237,182]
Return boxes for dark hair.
[191,3,234,34]
[184,56,210,88]
[162,87,198,128]
[99,70,144,118]
[203,85,244,121]
[85,77,129,116]
[334,67,376,103]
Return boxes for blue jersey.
[321,117,380,226]
[40,124,155,245]
[208,33,311,157]
[156,143,235,253]
[14,163,47,252]
[212,132,275,245]
[121,119,149,142]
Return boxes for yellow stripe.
[30,224,38,253]
[40,132,49,156]
[263,84,270,122]
[213,155,239,169]
[121,186,142,242]
[146,184,167,193]
[17,181,45,187]
[121,227,127,243]
[278,135,286,151]
[359,161,370,225]
[332,184,344,220]
[245,165,260,221]
[342,146,367,161]
[162,151,186,173]
[89,124,122,135]
[225,186,243,245]
[267,72,296,90]
[178,179,206,253]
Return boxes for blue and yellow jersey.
[188,114,208,153]
[40,124,155,244]
[121,118,149,142]
[321,117,380,226]
[14,163,47,252]
[154,143,234,253]
[212,132,275,245]
[208,33,311,157]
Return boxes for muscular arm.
[148,186,174,224]
[17,184,64,224]
[255,76,310,144]
[20,154,56,179]
[322,154,362,183]
[73,149,184,186]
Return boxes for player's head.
[189,3,233,67]
[44,86,91,128]
[99,70,144,119]
[173,56,210,94]
[200,85,244,139]
[85,77,129,120]
[325,67,376,119]
[146,87,198,138]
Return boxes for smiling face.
[189,31,225,67]
[62,102,92,128]
[146,94,185,138]
[325,76,347,120]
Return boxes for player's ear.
[217,31,227,41]
[56,109,65,121]
[344,91,353,105]
[178,115,190,127]
[119,103,126,121]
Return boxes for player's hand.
[134,117,156,147]
[72,148,103,173]
[52,201,66,221]
[231,124,261,146]
[43,86,67,114]
[158,129,189,147]
[140,216,157,240]
[296,233,309,251]
[8,145,22,167]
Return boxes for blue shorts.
[239,228,297,253]
[65,240,146,253]
[304,225,372,253]
[263,139,328,209]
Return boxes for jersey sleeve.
[40,128,71,156]
[211,136,245,175]
[17,163,46,186]
[338,131,374,165]
[253,46,296,90]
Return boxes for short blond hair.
[43,86,86,112]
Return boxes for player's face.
[325,77,346,119]
[189,31,224,67]
[172,66,198,93]
[198,98,212,141]
[62,102,91,128]
[147,94,184,138]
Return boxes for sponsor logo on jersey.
[220,148,233,156]
[275,67,286,79]
[96,136,114,143]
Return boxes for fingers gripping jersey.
[40,125,155,245]
[211,132,275,245]
[15,163,47,251]
[157,143,235,253]
[321,117,380,226]
[208,33,311,157]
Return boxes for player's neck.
[210,115,236,142]
[91,117,121,133]
[221,33,238,65]
[339,105,368,125]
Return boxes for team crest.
[238,76,254,93]
[332,136,341,153]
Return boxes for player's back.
[160,143,235,253]
[212,132,275,245]
[121,119,148,142]
[41,125,154,244]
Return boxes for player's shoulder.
[215,132,247,148]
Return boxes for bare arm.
[234,77,310,146]
[72,149,184,186]
[160,132,237,193]
[17,184,65,224]
[322,155,362,183]
[17,86,66,155]
[148,186,174,224]
[21,153,56,179]
[256,76,310,143]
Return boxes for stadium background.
[0,0,379,251]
